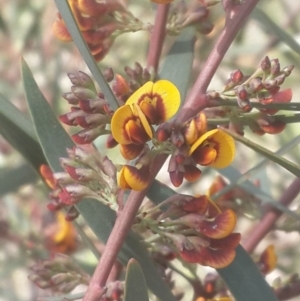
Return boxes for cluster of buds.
[52,0,147,61]
[59,71,113,144]
[46,145,118,215]
[207,56,294,136]
[167,0,214,35]
[28,253,90,293]
[136,194,240,268]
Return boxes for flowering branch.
[177,0,261,123]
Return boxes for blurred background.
[1,0,300,300]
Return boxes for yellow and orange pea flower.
[111,80,180,154]
[45,211,77,254]
[189,129,235,168]
[111,80,180,190]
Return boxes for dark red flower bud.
[230,69,244,84]
[260,56,271,72]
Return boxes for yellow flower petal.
[126,81,154,106]
[132,104,153,139]
[189,129,235,169]
[118,165,150,191]
[126,80,180,124]
[111,104,152,145]
[152,80,180,121]
[111,105,134,145]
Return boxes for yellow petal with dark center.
[118,167,131,189]
[126,81,154,105]
[190,129,235,169]
[132,104,153,139]
[189,129,218,154]
[126,80,180,124]
[152,80,180,122]
[208,130,235,168]
[111,105,135,145]
[123,165,150,191]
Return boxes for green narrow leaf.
[53,0,118,111]
[22,58,175,301]
[218,246,279,301]
[124,259,149,301]
[159,26,195,104]
[0,93,47,170]
[222,127,300,178]
[218,165,300,220]
[0,164,39,197]
[252,8,300,54]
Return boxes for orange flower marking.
[119,144,145,160]
[118,165,150,191]
[47,212,77,254]
[190,129,235,168]
[259,244,277,274]
[126,80,180,125]
[52,19,72,42]
[199,209,237,239]
[200,233,241,268]
[111,104,153,145]
[39,164,57,189]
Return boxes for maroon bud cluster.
[48,146,118,214]
[136,194,240,269]
[28,253,90,293]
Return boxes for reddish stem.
[177,0,261,123]
[83,1,262,300]
[243,178,300,253]
[83,155,168,301]
[147,4,170,74]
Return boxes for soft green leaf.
[53,0,118,111]
[124,259,149,301]
[147,179,175,205]
[218,246,279,301]
[252,8,300,54]
[0,93,47,170]
[222,127,300,178]
[217,165,300,219]
[159,27,195,104]
[0,164,39,197]
[22,58,175,301]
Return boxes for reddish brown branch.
[83,155,168,301]
[147,4,170,75]
[177,0,261,123]
[243,178,300,253]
